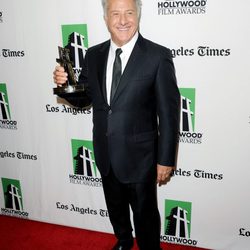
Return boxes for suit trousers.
[102,168,161,250]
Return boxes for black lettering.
[239,228,250,237]
[197,46,207,56]
[80,208,85,214]
[56,202,68,210]
[70,204,76,211]
[225,49,231,56]
[239,228,245,236]
[2,49,8,57]
[33,155,38,160]
[158,2,165,8]
[46,104,59,113]
[194,169,202,178]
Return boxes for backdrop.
[0,1,250,249]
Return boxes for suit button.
[108,110,112,115]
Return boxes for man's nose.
[119,13,127,25]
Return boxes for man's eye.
[127,11,135,15]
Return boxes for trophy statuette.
[53,46,85,96]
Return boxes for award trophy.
[53,46,85,96]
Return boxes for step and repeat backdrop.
[0,1,250,249]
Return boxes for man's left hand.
[157,164,174,186]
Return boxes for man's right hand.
[53,66,68,85]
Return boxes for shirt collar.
[110,31,139,56]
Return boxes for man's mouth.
[117,26,130,31]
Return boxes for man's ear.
[103,15,109,31]
[103,15,107,25]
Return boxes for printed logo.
[61,24,88,81]
[1,49,25,58]
[171,46,231,58]
[1,178,29,218]
[45,103,91,115]
[56,201,109,217]
[179,88,203,143]
[0,83,17,130]
[0,150,37,161]
[172,168,223,180]
[69,139,102,187]
[0,84,11,120]
[45,24,91,116]
[158,0,207,15]
[180,88,195,132]
[161,199,197,246]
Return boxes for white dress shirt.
[106,32,139,105]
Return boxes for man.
[54,0,180,249]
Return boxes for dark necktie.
[110,48,122,102]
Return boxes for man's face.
[104,0,139,47]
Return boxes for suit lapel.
[97,41,110,104]
[110,35,146,105]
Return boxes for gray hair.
[101,0,142,19]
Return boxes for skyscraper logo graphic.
[165,200,192,238]
[71,139,100,177]
[161,199,197,246]
[179,88,195,132]
[70,139,102,186]
[178,88,202,144]
[2,178,23,211]
[61,24,88,81]
[74,145,96,176]
[0,83,11,120]
[1,178,29,217]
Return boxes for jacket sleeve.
[155,48,180,167]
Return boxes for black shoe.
[111,240,134,250]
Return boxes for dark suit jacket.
[64,34,180,183]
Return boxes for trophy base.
[53,85,85,96]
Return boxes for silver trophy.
[53,46,85,95]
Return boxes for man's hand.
[157,164,174,186]
[53,65,68,85]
